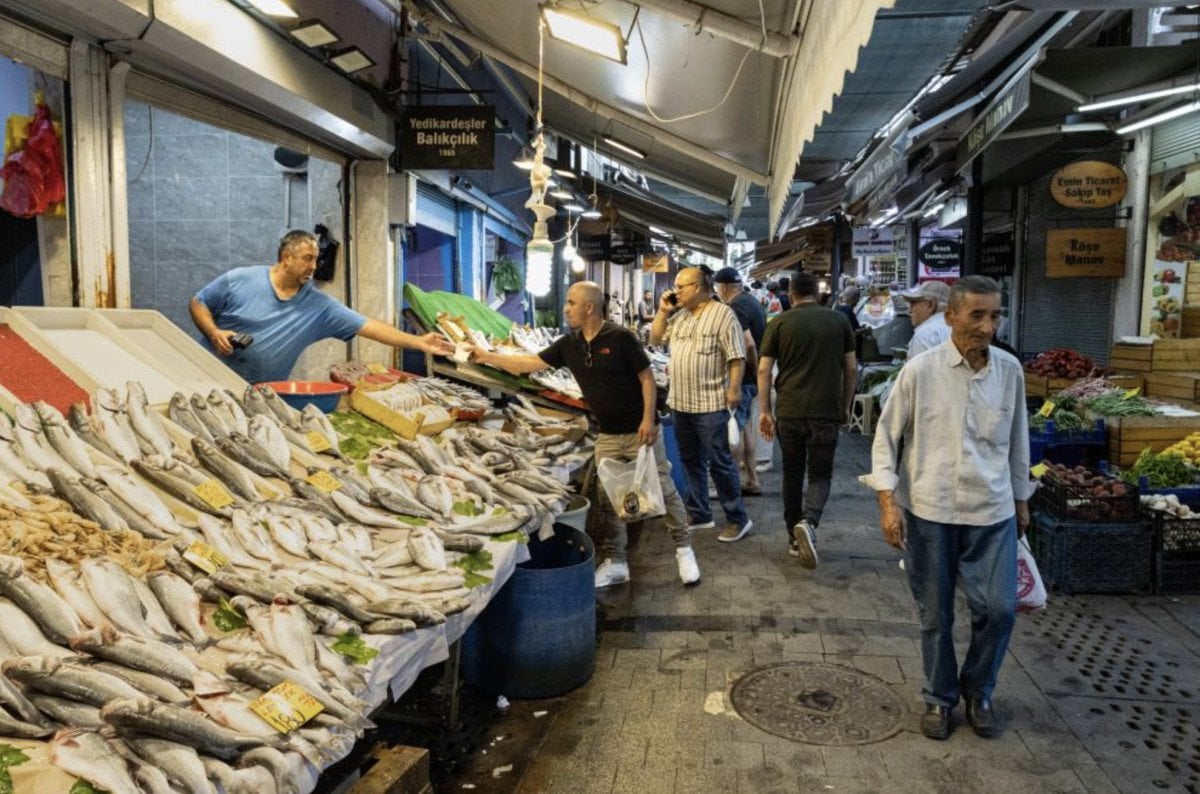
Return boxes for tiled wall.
[125,101,347,379]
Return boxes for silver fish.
[225,656,371,730]
[328,466,373,505]
[190,393,231,439]
[296,513,338,544]
[258,385,302,427]
[336,522,374,558]
[65,403,122,463]
[96,465,182,536]
[202,757,276,794]
[93,388,144,462]
[261,513,310,558]
[13,403,75,475]
[341,489,419,527]
[49,728,141,794]
[146,571,210,645]
[249,414,292,472]
[3,656,146,706]
[369,540,414,570]
[407,527,447,571]
[89,477,169,539]
[167,392,213,442]
[190,682,276,738]
[80,558,161,640]
[385,570,468,593]
[364,617,418,634]
[208,389,248,435]
[218,433,287,478]
[132,577,183,642]
[416,475,454,518]
[208,570,299,604]
[300,403,343,459]
[29,693,103,729]
[230,510,280,563]
[191,437,260,500]
[34,401,97,478]
[196,513,268,572]
[240,745,305,794]
[307,541,371,576]
[234,596,320,680]
[0,416,52,490]
[0,662,50,726]
[278,495,345,524]
[370,487,439,521]
[293,583,380,624]
[0,598,74,658]
[0,554,84,644]
[90,661,189,703]
[99,697,289,761]
[131,458,233,518]
[122,734,219,794]
[126,381,174,457]
[299,599,363,636]
[432,529,485,553]
[69,626,200,686]
[241,385,273,418]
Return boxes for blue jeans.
[733,384,757,429]
[672,409,748,529]
[905,511,1017,708]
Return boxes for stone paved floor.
[511,431,1200,794]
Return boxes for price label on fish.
[366,362,389,374]
[305,431,332,453]
[249,681,324,733]
[193,479,235,510]
[305,470,343,493]
[183,541,228,574]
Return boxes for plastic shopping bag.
[597,444,666,522]
[727,410,740,449]
[1016,536,1047,613]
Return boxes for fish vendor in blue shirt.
[189,229,453,383]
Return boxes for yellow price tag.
[366,362,388,374]
[305,470,343,494]
[183,541,228,574]
[249,680,324,733]
[1030,463,1048,479]
[193,479,235,509]
[305,431,332,453]
[1124,388,1140,399]
[1038,400,1056,418]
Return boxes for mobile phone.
[666,292,679,306]
[230,333,254,350]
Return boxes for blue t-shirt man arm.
[189,229,454,384]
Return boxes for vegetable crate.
[1029,512,1154,595]
[1137,478,1200,508]
[1143,371,1200,404]
[1154,552,1200,595]
[1109,343,1152,373]
[1029,419,1107,468]
[1151,338,1200,372]
[1032,472,1137,523]
[1099,413,1200,467]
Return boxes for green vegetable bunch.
[1029,408,1086,432]
[492,257,524,294]
[1082,391,1159,417]
[1119,447,1198,488]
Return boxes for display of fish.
[49,727,143,794]
[257,384,303,427]
[0,599,75,658]
[191,392,232,439]
[80,557,166,641]
[224,656,371,730]
[0,414,53,490]
[209,389,249,435]
[89,476,171,539]
[191,437,260,500]
[248,413,292,471]
[34,400,98,478]
[100,697,290,760]
[96,465,184,536]
[167,392,214,443]
[218,433,288,479]
[132,458,233,517]
[123,734,220,794]
[3,655,146,706]
[127,381,175,457]
[13,403,76,476]
[0,554,84,644]
[49,467,129,534]
[300,403,343,459]
[146,570,211,646]
[94,388,148,462]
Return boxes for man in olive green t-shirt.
[758,273,856,569]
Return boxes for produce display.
[1141,493,1197,519]
[1080,390,1160,417]
[1029,408,1086,432]
[1160,429,1200,465]
[1035,462,1137,522]
[1024,348,1097,379]
[1119,448,1197,488]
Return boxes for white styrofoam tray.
[98,308,247,395]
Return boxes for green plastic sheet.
[404,283,514,340]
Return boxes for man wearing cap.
[714,267,766,496]
[903,281,952,360]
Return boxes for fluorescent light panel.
[549,188,574,200]
[540,4,627,64]
[330,48,373,73]
[246,0,297,18]
[603,136,646,159]
[291,20,338,48]
[1079,82,1200,112]
[563,201,587,213]
[1116,100,1200,135]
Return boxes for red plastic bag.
[0,102,63,218]
[24,102,64,205]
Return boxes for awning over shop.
[746,223,835,279]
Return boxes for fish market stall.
[0,307,591,794]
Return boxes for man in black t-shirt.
[471,281,698,588]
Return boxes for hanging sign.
[398,106,495,170]
[1045,228,1127,278]
[608,243,637,266]
[852,227,894,256]
[957,73,1031,170]
[1050,161,1128,209]
[642,253,670,273]
[918,238,963,272]
[978,232,1015,277]
[576,231,611,262]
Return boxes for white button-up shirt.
[907,314,952,359]
[871,339,1035,526]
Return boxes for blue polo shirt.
[195,266,366,383]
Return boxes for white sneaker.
[687,520,715,531]
[755,461,774,473]
[675,547,700,586]
[790,520,818,570]
[594,558,630,588]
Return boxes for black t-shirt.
[728,292,766,386]
[539,322,651,434]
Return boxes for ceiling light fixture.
[290,20,339,48]
[539,3,627,64]
[563,200,587,213]
[513,146,536,170]
[329,47,374,74]
[525,16,557,299]
[245,0,297,18]
[1116,100,1200,135]
[1079,82,1200,112]
[549,187,575,200]
[603,136,646,160]
[648,225,668,236]
[581,195,603,220]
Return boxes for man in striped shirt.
[651,268,753,542]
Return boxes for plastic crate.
[1136,476,1200,508]
[1029,419,1107,468]
[1029,511,1153,595]
[1154,553,1200,595]
[1147,512,1200,554]
[1032,471,1138,523]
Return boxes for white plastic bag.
[1016,536,1047,613]
[597,445,666,522]
[727,410,740,449]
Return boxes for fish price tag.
[1124,388,1140,399]
[249,681,324,733]
[1030,463,1048,479]
[1037,400,1056,418]
[193,479,235,510]
[305,470,343,493]
[305,431,332,453]
[366,362,389,374]
[184,541,228,574]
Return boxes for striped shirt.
[663,300,745,413]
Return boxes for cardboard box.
[349,386,454,440]
[1110,342,1152,372]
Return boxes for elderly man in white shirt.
[870,275,1033,742]
[900,280,952,360]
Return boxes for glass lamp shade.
[527,237,555,297]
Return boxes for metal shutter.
[1150,113,1200,175]
[416,182,458,237]
[1018,160,1117,364]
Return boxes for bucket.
[557,494,590,533]
[462,523,596,699]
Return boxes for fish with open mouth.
[126,381,175,457]
[191,437,260,500]
[34,400,97,478]
[167,392,214,443]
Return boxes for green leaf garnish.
[212,598,247,632]
[69,781,103,794]
[453,500,484,517]
[331,632,380,665]
[0,744,30,794]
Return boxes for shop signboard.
[642,253,670,273]
[1045,228,1126,278]
[846,123,908,205]
[956,73,1031,171]
[397,105,495,170]
[1144,193,1200,337]
[575,231,611,262]
[853,226,894,256]
[608,242,637,266]
[978,233,1015,277]
[918,238,963,274]
[1050,161,1128,209]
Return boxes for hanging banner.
[852,226,894,256]
[576,231,611,262]
[918,238,963,273]
[978,232,1015,277]
[642,253,670,273]
[1050,161,1128,209]
[1045,228,1127,278]
[397,106,495,170]
[956,73,1031,171]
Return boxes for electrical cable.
[635,0,767,124]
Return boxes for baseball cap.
[899,281,951,305]
[713,267,742,284]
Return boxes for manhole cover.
[729,662,907,746]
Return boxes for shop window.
[123,100,345,341]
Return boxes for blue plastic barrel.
[462,523,595,698]
[660,415,690,499]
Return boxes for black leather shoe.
[920,704,952,740]
[965,696,999,738]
